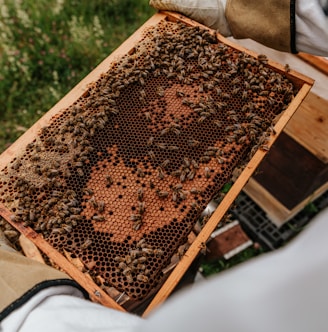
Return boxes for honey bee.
[136,263,146,271]
[187,139,200,147]
[133,220,143,231]
[89,196,98,209]
[74,161,84,168]
[136,274,149,283]
[156,86,165,97]
[257,54,268,63]
[231,77,241,85]
[76,168,84,177]
[30,154,41,162]
[106,176,113,186]
[62,224,73,233]
[51,228,65,235]
[157,166,165,180]
[236,134,247,144]
[222,92,231,99]
[48,169,60,177]
[114,256,125,262]
[154,249,164,257]
[191,159,199,169]
[125,255,132,265]
[160,127,170,136]
[191,201,201,210]
[97,201,105,213]
[214,87,222,96]
[93,215,105,222]
[179,190,188,200]
[181,96,194,106]
[156,189,169,198]
[136,239,146,248]
[130,214,142,222]
[176,90,185,97]
[180,170,186,182]
[259,90,269,96]
[51,190,63,198]
[126,274,133,283]
[144,112,152,122]
[197,116,207,123]
[171,169,182,177]
[139,76,145,86]
[148,150,156,161]
[213,120,222,128]
[171,127,181,136]
[260,144,270,151]
[156,142,167,149]
[138,202,145,215]
[182,157,190,168]
[167,72,177,79]
[232,87,240,95]
[41,126,50,135]
[204,150,216,156]
[215,102,227,110]
[221,72,231,79]
[147,136,154,146]
[161,159,170,169]
[123,267,132,276]
[204,167,211,178]
[187,169,195,180]
[137,168,145,178]
[129,249,140,259]
[190,188,201,195]
[167,145,179,151]
[81,239,92,250]
[200,156,211,163]
[137,188,144,201]
[119,262,127,270]
[242,90,248,100]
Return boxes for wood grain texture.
[284,93,328,163]
[298,53,328,76]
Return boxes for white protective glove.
[149,0,232,36]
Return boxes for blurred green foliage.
[0,0,154,152]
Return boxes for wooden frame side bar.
[143,83,312,315]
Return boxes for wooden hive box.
[0,12,313,315]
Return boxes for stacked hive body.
[0,13,311,310]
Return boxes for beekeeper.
[1,1,328,331]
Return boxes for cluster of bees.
[0,20,297,302]
[114,239,164,284]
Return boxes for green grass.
[200,245,267,277]
[0,0,155,153]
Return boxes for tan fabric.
[226,0,291,52]
[0,249,69,311]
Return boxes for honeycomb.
[0,19,299,304]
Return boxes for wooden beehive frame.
[0,11,313,315]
